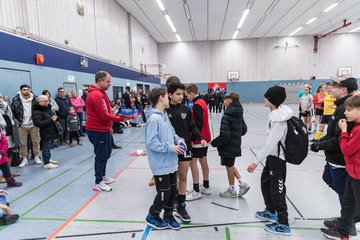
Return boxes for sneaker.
[93,181,112,192]
[145,213,169,230]
[44,163,58,170]
[18,157,28,168]
[186,189,201,201]
[34,156,42,165]
[321,228,349,240]
[200,186,211,195]
[163,212,181,230]
[174,204,191,222]
[238,182,250,197]
[324,217,357,236]
[219,188,237,198]
[49,159,58,164]
[255,210,278,222]
[264,223,291,236]
[103,176,115,184]
[0,214,19,225]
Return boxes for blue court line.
[141,226,151,240]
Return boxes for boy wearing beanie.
[247,85,293,235]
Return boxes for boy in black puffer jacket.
[211,92,248,198]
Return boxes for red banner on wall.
[208,82,227,90]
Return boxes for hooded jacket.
[0,131,9,165]
[70,96,85,113]
[85,86,123,132]
[11,93,36,127]
[211,101,247,157]
[254,105,293,165]
[145,108,184,176]
[318,95,352,166]
[32,102,58,140]
[54,95,72,119]
[339,123,360,179]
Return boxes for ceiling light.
[306,17,317,25]
[350,26,360,33]
[164,14,176,32]
[237,9,250,29]
[289,27,303,36]
[232,30,239,39]
[155,0,165,11]
[323,3,338,13]
[175,34,182,41]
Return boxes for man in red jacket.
[86,71,130,192]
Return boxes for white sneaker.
[34,156,42,165]
[49,159,58,164]
[200,186,212,195]
[18,157,28,168]
[103,176,115,184]
[93,181,112,192]
[44,163,58,170]
[238,182,250,197]
[186,189,201,201]
[219,188,237,198]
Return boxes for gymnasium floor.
[0,104,356,240]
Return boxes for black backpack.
[278,116,308,165]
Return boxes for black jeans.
[149,172,177,216]
[322,162,347,207]
[261,156,288,225]
[69,131,80,144]
[0,162,11,178]
[87,130,112,184]
[338,176,360,236]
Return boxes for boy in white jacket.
[247,86,293,236]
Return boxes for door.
[113,86,123,100]
[0,68,31,101]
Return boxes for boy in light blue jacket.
[144,87,185,230]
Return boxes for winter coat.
[11,93,36,126]
[0,131,9,165]
[318,95,352,166]
[32,102,58,140]
[54,96,72,119]
[211,101,247,157]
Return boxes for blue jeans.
[87,131,112,184]
[0,195,7,218]
[42,138,53,165]
[77,112,84,133]
[322,162,347,207]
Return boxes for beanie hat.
[264,86,286,107]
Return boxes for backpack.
[278,116,308,165]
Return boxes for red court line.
[47,156,138,240]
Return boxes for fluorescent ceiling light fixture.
[323,3,338,13]
[164,14,176,32]
[237,9,250,29]
[155,0,165,11]
[232,30,239,39]
[289,27,303,36]
[175,34,182,41]
[349,26,360,33]
[306,17,317,25]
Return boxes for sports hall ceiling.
[116,0,360,43]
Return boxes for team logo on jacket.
[181,113,187,119]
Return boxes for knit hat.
[332,77,358,93]
[264,86,286,107]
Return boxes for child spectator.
[299,85,313,133]
[0,130,22,187]
[211,92,249,198]
[247,86,293,235]
[321,95,360,239]
[167,82,205,222]
[67,107,81,146]
[0,189,19,225]
[144,87,185,230]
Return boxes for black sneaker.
[0,214,19,225]
[174,205,191,223]
[321,228,349,240]
[324,217,357,237]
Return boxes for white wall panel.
[159,33,360,83]
[0,0,25,30]
[131,15,159,74]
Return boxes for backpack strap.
[277,141,285,157]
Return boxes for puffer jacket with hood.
[211,101,247,157]
[85,85,123,132]
[145,108,184,176]
[32,102,58,140]
[254,104,294,165]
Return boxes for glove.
[310,142,320,152]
